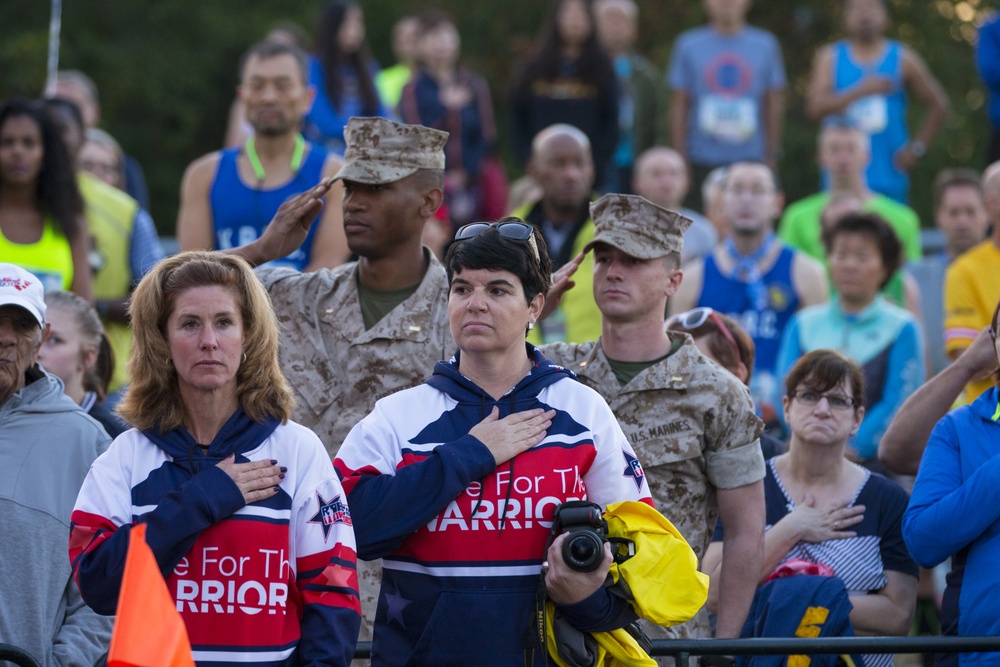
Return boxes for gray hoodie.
[0,367,112,667]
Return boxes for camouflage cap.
[584,194,693,259]
[333,117,448,184]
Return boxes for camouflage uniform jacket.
[543,332,765,640]
[258,250,452,648]
[258,249,453,460]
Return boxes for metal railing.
[643,636,1000,665]
[352,637,1000,664]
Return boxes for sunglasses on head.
[668,307,742,362]
[454,221,540,265]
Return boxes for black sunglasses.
[454,221,540,264]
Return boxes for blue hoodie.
[904,386,1000,665]
[336,345,652,666]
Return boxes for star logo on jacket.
[621,450,645,492]
[384,584,411,628]
[308,491,352,541]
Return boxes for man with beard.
[670,161,828,425]
[177,40,349,270]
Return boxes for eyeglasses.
[792,390,857,411]
[668,307,741,362]
[454,221,540,265]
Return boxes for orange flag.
[108,523,195,667]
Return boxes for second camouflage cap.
[584,194,693,259]
[334,117,448,184]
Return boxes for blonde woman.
[69,251,361,665]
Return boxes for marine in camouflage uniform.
[235,116,454,653]
[257,253,450,459]
[543,334,763,638]
[541,193,765,647]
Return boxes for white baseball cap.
[0,264,46,326]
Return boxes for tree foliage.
[0,0,993,232]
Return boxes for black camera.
[551,500,609,572]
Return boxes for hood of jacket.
[427,343,577,417]
[142,408,280,475]
[0,365,83,417]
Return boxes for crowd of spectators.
[4,0,1000,664]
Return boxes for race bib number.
[698,95,758,143]
[846,95,888,134]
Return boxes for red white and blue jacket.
[69,414,361,666]
[334,346,653,666]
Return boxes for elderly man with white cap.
[542,194,766,647]
[0,263,111,666]
[228,116,453,648]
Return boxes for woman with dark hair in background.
[704,350,917,666]
[39,290,125,437]
[510,0,618,185]
[400,10,500,230]
[304,0,387,154]
[0,98,91,299]
[775,212,925,466]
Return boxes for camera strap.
[522,574,549,666]
[523,517,560,666]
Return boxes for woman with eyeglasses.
[703,350,917,660]
[775,211,925,466]
[333,218,652,665]
[903,301,1000,663]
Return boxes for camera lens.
[563,531,604,572]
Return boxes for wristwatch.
[908,140,926,158]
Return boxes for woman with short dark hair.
[334,219,652,665]
[775,211,925,464]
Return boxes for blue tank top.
[698,245,799,407]
[209,144,326,271]
[832,40,908,203]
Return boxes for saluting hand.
[254,178,337,264]
[540,252,584,321]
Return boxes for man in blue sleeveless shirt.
[177,41,350,270]
[670,162,828,426]
[805,0,949,204]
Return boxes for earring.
[242,352,248,363]
[527,322,535,331]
